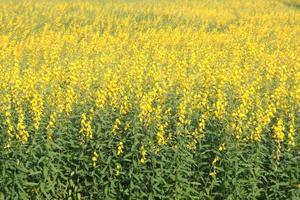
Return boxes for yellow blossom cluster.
[0,0,299,161]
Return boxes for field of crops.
[0,0,299,199]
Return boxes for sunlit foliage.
[0,0,299,199]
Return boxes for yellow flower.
[157,124,166,145]
[16,104,29,143]
[288,114,296,147]
[80,113,93,139]
[218,143,225,151]
[95,90,106,110]
[273,118,285,143]
[116,163,121,176]
[46,112,57,140]
[112,118,121,134]
[209,171,216,177]
[92,151,98,168]
[140,145,147,164]
[117,142,124,156]
[212,156,219,165]
[124,122,130,131]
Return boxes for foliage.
[0,0,299,199]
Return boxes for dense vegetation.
[0,0,299,199]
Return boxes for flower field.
[0,0,299,199]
